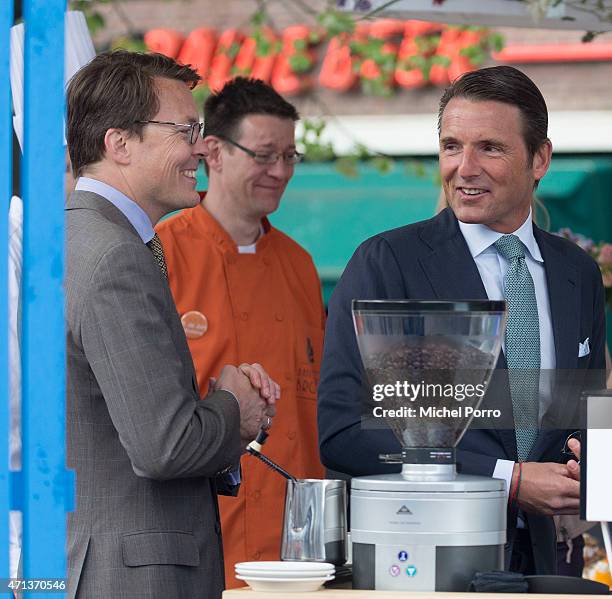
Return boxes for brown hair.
[67,50,200,177]
[203,77,299,141]
[438,65,548,165]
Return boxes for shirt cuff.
[492,458,515,499]
[221,467,241,486]
[219,388,240,408]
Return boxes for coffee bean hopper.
[350,300,508,592]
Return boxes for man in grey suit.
[64,50,279,598]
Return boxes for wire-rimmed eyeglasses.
[136,120,204,145]
[218,134,303,165]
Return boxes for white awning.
[300,110,612,154]
[340,0,612,33]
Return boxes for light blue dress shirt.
[458,211,555,497]
[75,177,155,243]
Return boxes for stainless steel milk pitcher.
[281,478,347,565]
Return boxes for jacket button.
[287,431,296,440]
[263,257,271,266]
[252,490,261,501]
[275,313,284,322]
[240,312,249,321]
[253,551,261,560]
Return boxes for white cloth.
[458,210,555,497]
[10,11,95,150]
[9,196,23,578]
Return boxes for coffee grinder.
[350,300,508,592]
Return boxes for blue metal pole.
[21,0,71,591]
[0,0,13,583]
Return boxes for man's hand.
[215,365,268,442]
[239,362,281,414]
[515,462,580,515]
[566,438,581,482]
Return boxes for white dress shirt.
[458,210,556,497]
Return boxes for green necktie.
[494,234,540,462]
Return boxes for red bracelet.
[509,463,522,505]
[515,463,523,503]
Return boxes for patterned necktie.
[146,233,168,280]
[494,234,540,462]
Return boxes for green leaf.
[231,65,250,76]
[255,37,272,57]
[380,54,396,71]
[491,33,505,52]
[317,9,355,38]
[334,157,359,178]
[251,10,265,27]
[289,53,313,73]
[308,31,322,44]
[405,160,427,179]
[85,12,105,35]
[369,156,394,175]
[430,55,451,67]
[111,36,147,52]
[192,84,211,110]
[354,143,371,160]
[227,42,241,59]
[293,38,307,51]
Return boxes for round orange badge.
[181,310,208,339]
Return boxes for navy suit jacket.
[318,208,606,574]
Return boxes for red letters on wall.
[144,21,612,95]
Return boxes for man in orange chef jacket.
[156,77,325,588]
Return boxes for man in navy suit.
[317,66,606,576]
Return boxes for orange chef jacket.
[156,198,325,588]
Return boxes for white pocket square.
[578,338,590,357]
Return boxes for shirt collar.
[195,192,272,252]
[458,209,544,263]
[75,177,155,243]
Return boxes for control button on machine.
[389,565,401,577]
[406,565,417,577]
[398,550,408,562]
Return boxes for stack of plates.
[235,561,335,593]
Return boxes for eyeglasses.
[136,120,204,145]
[218,135,303,165]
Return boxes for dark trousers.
[509,529,585,577]
[509,529,537,574]
[556,534,585,577]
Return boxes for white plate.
[235,574,334,593]
[236,569,333,579]
[235,561,334,574]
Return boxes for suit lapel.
[534,226,580,370]
[528,227,580,461]
[67,190,142,241]
[418,209,490,301]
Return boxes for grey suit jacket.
[65,190,242,598]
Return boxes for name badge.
[181,310,208,339]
